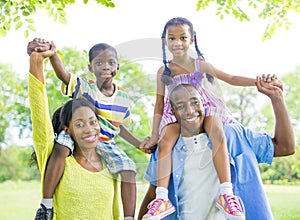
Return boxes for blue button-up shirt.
[144,123,274,220]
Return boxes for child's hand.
[30,41,56,59]
[27,38,52,56]
[260,74,277,83]
[138,136,157,154]
[258,74,283,91]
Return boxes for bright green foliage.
[0,64,30,145]
[196,0,300,40]
[0,145,38,182]
[0,0,115,37]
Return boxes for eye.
[90,119,98,126]
[108,61,116,65]
[180,36,187,41]
[176,105,185,111]
[191,100,200,106]
[168,37,175,41]
[75,122,84,128]
[95,61,103,66]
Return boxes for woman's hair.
[88,43,118,63]
[161,17,213,85]
[31,98,99,164]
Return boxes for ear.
[64,126,70,135]
[88,63,93,73]
[190,37,194,45]
[117,63,120,71]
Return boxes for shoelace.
[225,195,244,214]
[147,198,164,215]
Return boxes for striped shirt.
[62,73,131,141]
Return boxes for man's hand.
[255,76,283,99]
[27,38,52,56]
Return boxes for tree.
[196,0,300,40]
[0,0,115,37]
[1,0,300,40]
[0,64,29,147]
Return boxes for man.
[138,79,295,220]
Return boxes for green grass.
[264,184,300,220]
[0,181,299,219]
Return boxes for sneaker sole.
[216,202,245,220]
[143,206,176,220]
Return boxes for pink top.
[160,59,235,132]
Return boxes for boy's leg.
[137,184,156,220]
[120,170,136,218]
[43,143,70,197]
[34,143,70,220]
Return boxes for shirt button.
[180,158,183,161]
[176,175,179,178]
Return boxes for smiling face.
[65,106,100,151]
[170,84,205,137]
[88,48,119,83]
[165,24,194,58]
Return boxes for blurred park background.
[1,0,300,219]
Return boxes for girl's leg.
[120,171,136,219]
[157,123,180,192]
[142,123,180,219]
[204,116,245,219]
[204,116,231,186]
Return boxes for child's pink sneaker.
[216,194,245,220]
[142,198,176,219]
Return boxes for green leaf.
[0,27,6,37]
[28,25,36,32]
[47,8,54,17]
[25,18,34,23]
[59,15,67,24]
[15,21,23,30]
[108,1,115,7]
[24,29,29,38]
[13,16,21,22]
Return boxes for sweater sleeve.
[28,73,55,194]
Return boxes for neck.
[97,80,115,96]
[73,147,99,161]
[181,127,204,137]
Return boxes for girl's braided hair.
[161,17,213,85]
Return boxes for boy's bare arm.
[49,50,71,85]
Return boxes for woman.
[29,44,121,219]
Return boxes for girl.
[29,47,121,219]
[142,17,268,220]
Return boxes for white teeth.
[185,115,199,122]
[83,135,97,141]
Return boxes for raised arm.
[255,77,295,157]
[29,46,56,83]
[49,45,71,85]
[200,60,256,86]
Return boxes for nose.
[83,123,95,133]
[185,103,194,114]
[174,39,182,45]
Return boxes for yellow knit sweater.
[29,73,121,219]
